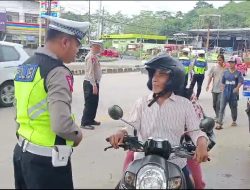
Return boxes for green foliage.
[61,0,250,38]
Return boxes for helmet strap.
[148,90,168,107]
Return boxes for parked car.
[0,41,29,107]
[76,45,90,62]
[100,49,120,58]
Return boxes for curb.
[70,67,145,75]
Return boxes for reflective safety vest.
[193,58,207,75]
[179,56,191,75]
[14,63,74,147]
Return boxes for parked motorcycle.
[105,105,216,189]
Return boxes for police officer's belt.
[18,136,53,157]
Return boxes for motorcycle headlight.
[167,177,182,189]
[136,164,167,189]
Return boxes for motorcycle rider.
[108,55,209,189]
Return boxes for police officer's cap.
[90,40,103,47]
[42,15,90,42]
[197,49,205,55]
[182,48,190,53]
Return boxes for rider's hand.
[108,130,127,149]
[93,85,98,95]
[194,137,209,163]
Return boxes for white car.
[0,41,29,107]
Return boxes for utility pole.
[88,0,91,43]
[44,0,51,43]
[199,14,220,52]
[100,7,104,37]
[97,0,102,39]
[206,20,211,52]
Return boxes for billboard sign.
[40,1,60,17]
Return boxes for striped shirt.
[126,93,207,169]
[84,51,102,86]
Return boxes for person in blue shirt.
[216,56,244,130]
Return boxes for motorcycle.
[105,105,216,189]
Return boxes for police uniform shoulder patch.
[15,64,39,82]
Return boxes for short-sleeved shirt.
[84,51,102,85]
[222,69,244,100]
[208,65,225,93]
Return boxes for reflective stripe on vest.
[14,64,74,147]
[194,58,206,74]
[179,56,191,75]
[28,98,47,119]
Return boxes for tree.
[195,0,214,9]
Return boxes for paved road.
[1,64,250,188]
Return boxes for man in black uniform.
[13,16,89,189]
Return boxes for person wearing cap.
[179,48,191,88]
[189,50,208,99]
[215,56,244,130]
[13,16,89,189]
[81,40,103,130]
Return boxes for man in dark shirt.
[216,56,243,130]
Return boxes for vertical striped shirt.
[126,93,207,169]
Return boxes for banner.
[0,11,7,32]
[40,1,60,17]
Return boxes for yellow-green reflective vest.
[179,56,191,75]
[193,58,207,75]
[14,64,73,147]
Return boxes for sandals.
[215,125,223,130]
[231,122,237,127]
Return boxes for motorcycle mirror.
[199,116,215,133]
[108,105,123,120]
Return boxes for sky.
[59,1,233,16]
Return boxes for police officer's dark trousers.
[184,74,188,88]
[81,80,99,125]
[189,74,205,98]
[13,144,73,189]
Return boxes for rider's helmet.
[145,55,185,95]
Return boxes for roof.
[101,34,167,40]
[188,28,250,37]
[0,41,23,47]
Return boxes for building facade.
[0,1,46,48]
[101,34,167,52]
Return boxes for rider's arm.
[124,97,143,133]
[185,100,208,146]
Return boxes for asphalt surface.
[1,60,250,189]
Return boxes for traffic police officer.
[189,50,208,99]
[13,16,90,189]
[81,40,103,130]
[179,48,191,88]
